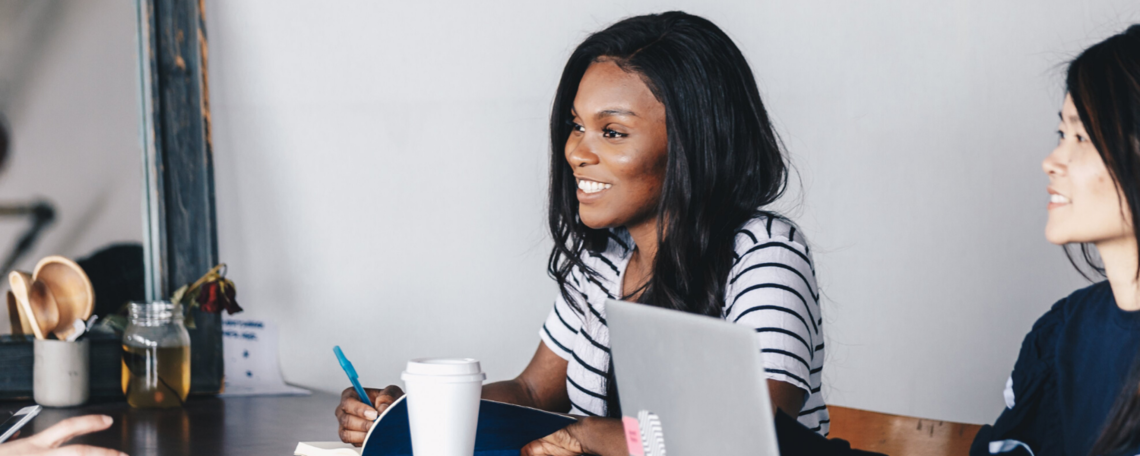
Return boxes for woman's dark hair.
[546,12,788,416]
[1069,24,1140,456]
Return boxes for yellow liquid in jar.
[121,345,190,408]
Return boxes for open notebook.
[296,396,575,456]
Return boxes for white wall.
[0,0,143,331]
[206,0,1140,424]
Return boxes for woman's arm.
[727,218,822,419]
[0,415,126,456]
[520,381,805,456]
[769,379,806,417]
[522,417,626,456]
[336,342,572,445]
[482,342,571,411]
[490,343,633,456]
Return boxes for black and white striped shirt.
[539,214,829,435]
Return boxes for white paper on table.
[220,317,310,396]
[295,442,362,456]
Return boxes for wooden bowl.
[8,270,58,340]
[33,256,94,341]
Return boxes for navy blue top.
[971,281,1140,456]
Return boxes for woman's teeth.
[578,180,612,194]
[1050,194,1070,204]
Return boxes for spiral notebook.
[296,396,575,456]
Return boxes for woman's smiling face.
[1042,94,1133,245]
[566,59,669,231]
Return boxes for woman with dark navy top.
[971,25,1140,456]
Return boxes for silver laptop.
[606,299,780,456]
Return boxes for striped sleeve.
[726,220,820,394]
[540,274,584,361]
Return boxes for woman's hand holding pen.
[334,385,404,446]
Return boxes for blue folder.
[360,396,576,456]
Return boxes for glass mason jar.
[121,301,191,408]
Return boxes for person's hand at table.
[0,414,126,456]
[521,417,627,456]
[335,385,404,446]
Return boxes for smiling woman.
[335,11,827,456]
[535,10,828,452]
[970,25,1140,456]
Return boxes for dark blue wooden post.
[137,0,222,395]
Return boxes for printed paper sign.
[221,318,309,396]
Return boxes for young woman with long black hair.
[335,11,829,456]
[971,25,1140,456]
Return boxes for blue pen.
[334,346,373,408]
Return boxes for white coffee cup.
[400,358,486,456]
[33,339,89,407]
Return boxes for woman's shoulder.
[1063,280,1112,307]
[1044,280,1111,324]
[1022,285,1094,346]
[733,213,811,258]
[1012,283,1108,371]
[979,283,1110,452]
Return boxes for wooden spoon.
[32,279,73,340]
[9,270,58,340]
[7,291,32,336]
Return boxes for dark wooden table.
[0,392,342,455]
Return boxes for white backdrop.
[0,0,143,331]
[0,0,142,267]
[205,0,1140,424]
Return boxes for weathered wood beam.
[136,0,221,395]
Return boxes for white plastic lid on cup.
[401,358,486,383]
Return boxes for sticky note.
[623,416,644,456]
